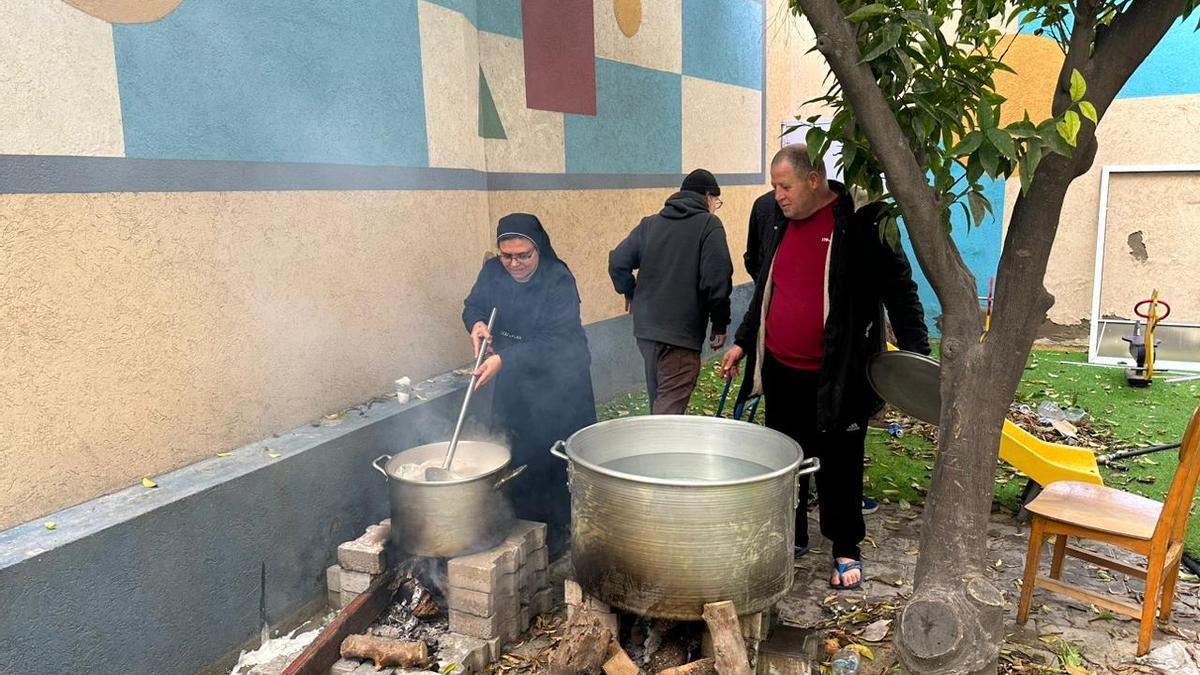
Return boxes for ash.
[371,558,450,646]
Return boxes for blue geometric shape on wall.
[113,0,429,167]
[682,0,763,90]
[900,173,1006,337]
[479,0,522,38]
[564,59,681,174]
[1117,18,1200,98]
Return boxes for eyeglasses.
[498,250,536,263]
[711,196,723,210]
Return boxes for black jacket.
[744,190,781,279]
[608,191,734,350]
[734,182,930,430]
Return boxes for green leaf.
[967,190,990,227]
[901,10,936,33]
[1056,110,1081,147]
[986,128,1017,160]
[860,24,902,63]
[951,131,983,156]
[879,216,901,252]
[978,100,995,129]
[1019,154,1034,195]
[1070,68,1087,103]
[846,3,890,22]
[979,142,999,177]
[805,127,828,164]
[1079,100,1098,125]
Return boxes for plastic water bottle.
[830,647,861,674]
[887,423,904,437]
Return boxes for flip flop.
[831,559,863,590]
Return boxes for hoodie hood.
[496,212,559,262]
[659,191,710,220]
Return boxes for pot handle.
[493,464,527,490]
[794,457,821,508]
[549,440,569,462]
[372,454,392,479]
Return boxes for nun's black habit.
[462,214,596,548]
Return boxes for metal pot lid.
[866,350,942,425]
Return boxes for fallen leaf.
[266,448,282,459]
[898,499,912,511]
[861,618,891,642]
[848,643,875,660]
[216,452,232,458]
[142,477,158,489]
[44,521,57,530]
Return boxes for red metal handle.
[1134,299,1170,320]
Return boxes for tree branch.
[793,0,979,320]
[1088,0,1189,112]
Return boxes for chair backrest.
[1157,402,1200,543]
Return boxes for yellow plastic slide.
[999,419,1103,486]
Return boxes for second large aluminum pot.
[372,441,524,558]
[553,415,819,620]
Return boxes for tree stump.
[339,634,428,669]
[700,601,751,675]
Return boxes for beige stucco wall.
[0,190,491,529]
[1001,93,1200,328]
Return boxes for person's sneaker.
[861,498,880,515]
[794,544,811,560]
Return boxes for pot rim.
[383,441,511,486]
[561,415,802,487]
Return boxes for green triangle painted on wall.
[479,67,507,140]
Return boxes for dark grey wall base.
[0,283,751,675]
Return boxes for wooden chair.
[1016,402,1200,656]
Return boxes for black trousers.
[762,350,867,560]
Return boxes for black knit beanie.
[680,168,720,196]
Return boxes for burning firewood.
[700,602,750,675]
[656,658,717,675]
[339,634,429,669]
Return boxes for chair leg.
[1138,554,1166,657]
[1159,558,1182,623]
[1018,517,1046,624]
[1050,534,1067,579]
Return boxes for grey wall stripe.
[0,155,765,194]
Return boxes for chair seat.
[1026,481,1163,540]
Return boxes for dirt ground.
[777,502,1200,674]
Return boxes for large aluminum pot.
[372,441,524,558]
[554,415,819,620]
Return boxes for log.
[282,567,397,675]
[700,602,751,675]
[549,614,614,675]
[603,642,640,675]
[339,634,429,669]
[656,658,717,675]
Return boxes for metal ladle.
[426,307,497,481]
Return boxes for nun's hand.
[470,321,493,357]
[474,354,502,389]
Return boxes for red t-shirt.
[764,200,836,370]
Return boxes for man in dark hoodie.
[608,169,734,414]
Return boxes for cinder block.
[338,524,388,574]
[485,635,504,662]
[339,589,359,608]
[448,543,520,593]
[519,604,532,633]
[450,608,517,640]
[448,584,515,617]
[521,565,548,596]
[326,564,342,592]
[340,569,376,594]
[327,589,340,611]
[438,632,490,674]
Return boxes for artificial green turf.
[596,347,1200,557]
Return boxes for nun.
[462,213,596,555]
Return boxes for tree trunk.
[896,328,1032,674]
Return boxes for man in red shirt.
[722,145,929,590]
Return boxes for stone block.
[340,569,376,594]
[519,604,532,633]
[531,587,555,616]
[450,608,517,640]
[438,632,490,673]
[339,589,359,609]
[448,542,520,593]
[755,625,819,675]
[327,589,341,611]
[448,584,516,617]
[329,658,361,675]
[351,664,394,675]
[485,635,504,662]
[505,519,547,552]
[338,524,389,574]
[326,564,342,592]
[564,579,584,606]
[528,545,549,572]
[741,610,772,642]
